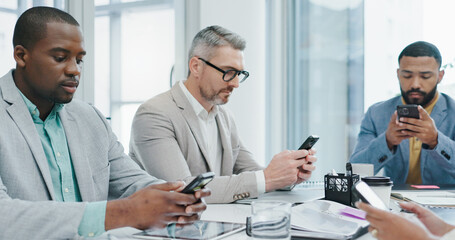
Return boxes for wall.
[191,0,268,165]
[364,0,424,110]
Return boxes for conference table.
[104,183,380,240]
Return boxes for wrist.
[385,136,395,151]
[105,198,134,230]
[386,141,397,152]
[428,139,438,149]
[263,169,278,192]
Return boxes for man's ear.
[188,57,202,78]
[437,69,445,84]
[14,45,28,68]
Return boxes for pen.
[391,193,412,201]
[346,163,352,176]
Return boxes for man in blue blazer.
[0,7,209,239]
[350,41,455,184]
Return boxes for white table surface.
[104,186,377,240]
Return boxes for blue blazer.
[350,93,455,184]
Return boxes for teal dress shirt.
[19,91,106,237]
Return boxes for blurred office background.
[1,0,454,181]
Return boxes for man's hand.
[356,202,438,240]
[399,202,455,236]
[385,111,412,150]
[264,149,317,192]
[105,181,210,230]
[296,149,317,184]
[397,106,438,148]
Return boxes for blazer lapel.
[1,71,55,199]
[59,108,96,201]
[171,82,213,171]
[216,114,234,176]
[430,93,447,130]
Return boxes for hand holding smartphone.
[181,172,215,194]
[296,135,319,165]
[352,181,388,211]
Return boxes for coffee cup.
[361,176,393,208]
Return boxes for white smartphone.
[352,181,388,211]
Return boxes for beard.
[49,93,74,104]
[200,86,233,106]
[401,85,437,107]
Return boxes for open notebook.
[291,200,369,239]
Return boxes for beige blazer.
[129,82,263,203]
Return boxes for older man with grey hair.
[129,25,318,203]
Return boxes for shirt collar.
[179,81,218,119]
[17,87,64,122]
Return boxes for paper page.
[392,191,455,206]
[291,200,369,236]
[200,204,250,224]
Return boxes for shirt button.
[88,233,95,237]
[56,152,61,157]
[64,188,69,193]
[32,110,36,115]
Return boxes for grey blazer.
[0,70,163,239]
[129,82,263,203]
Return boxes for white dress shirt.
[179,81,265,194]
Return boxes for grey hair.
[188,25,246,68]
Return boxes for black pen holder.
[324,173,360,207]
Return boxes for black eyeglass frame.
[198,58,249,83]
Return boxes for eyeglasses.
[198,58,249,83]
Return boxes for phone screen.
[353,181,388,211]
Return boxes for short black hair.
[13,6,79,49]
[398,41,442,68]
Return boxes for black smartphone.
[397,104,419,120]
[298,135,319,150]
[352,181,388,211]
[181,172,215,194]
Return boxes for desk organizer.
[324,173,360,206]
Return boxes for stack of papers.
[291,200,369,239]
[392,191,455,206]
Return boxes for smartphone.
[352,181,388,211]
[181,172,215,194]
[298,135,319,150]
[397,104,419,120]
